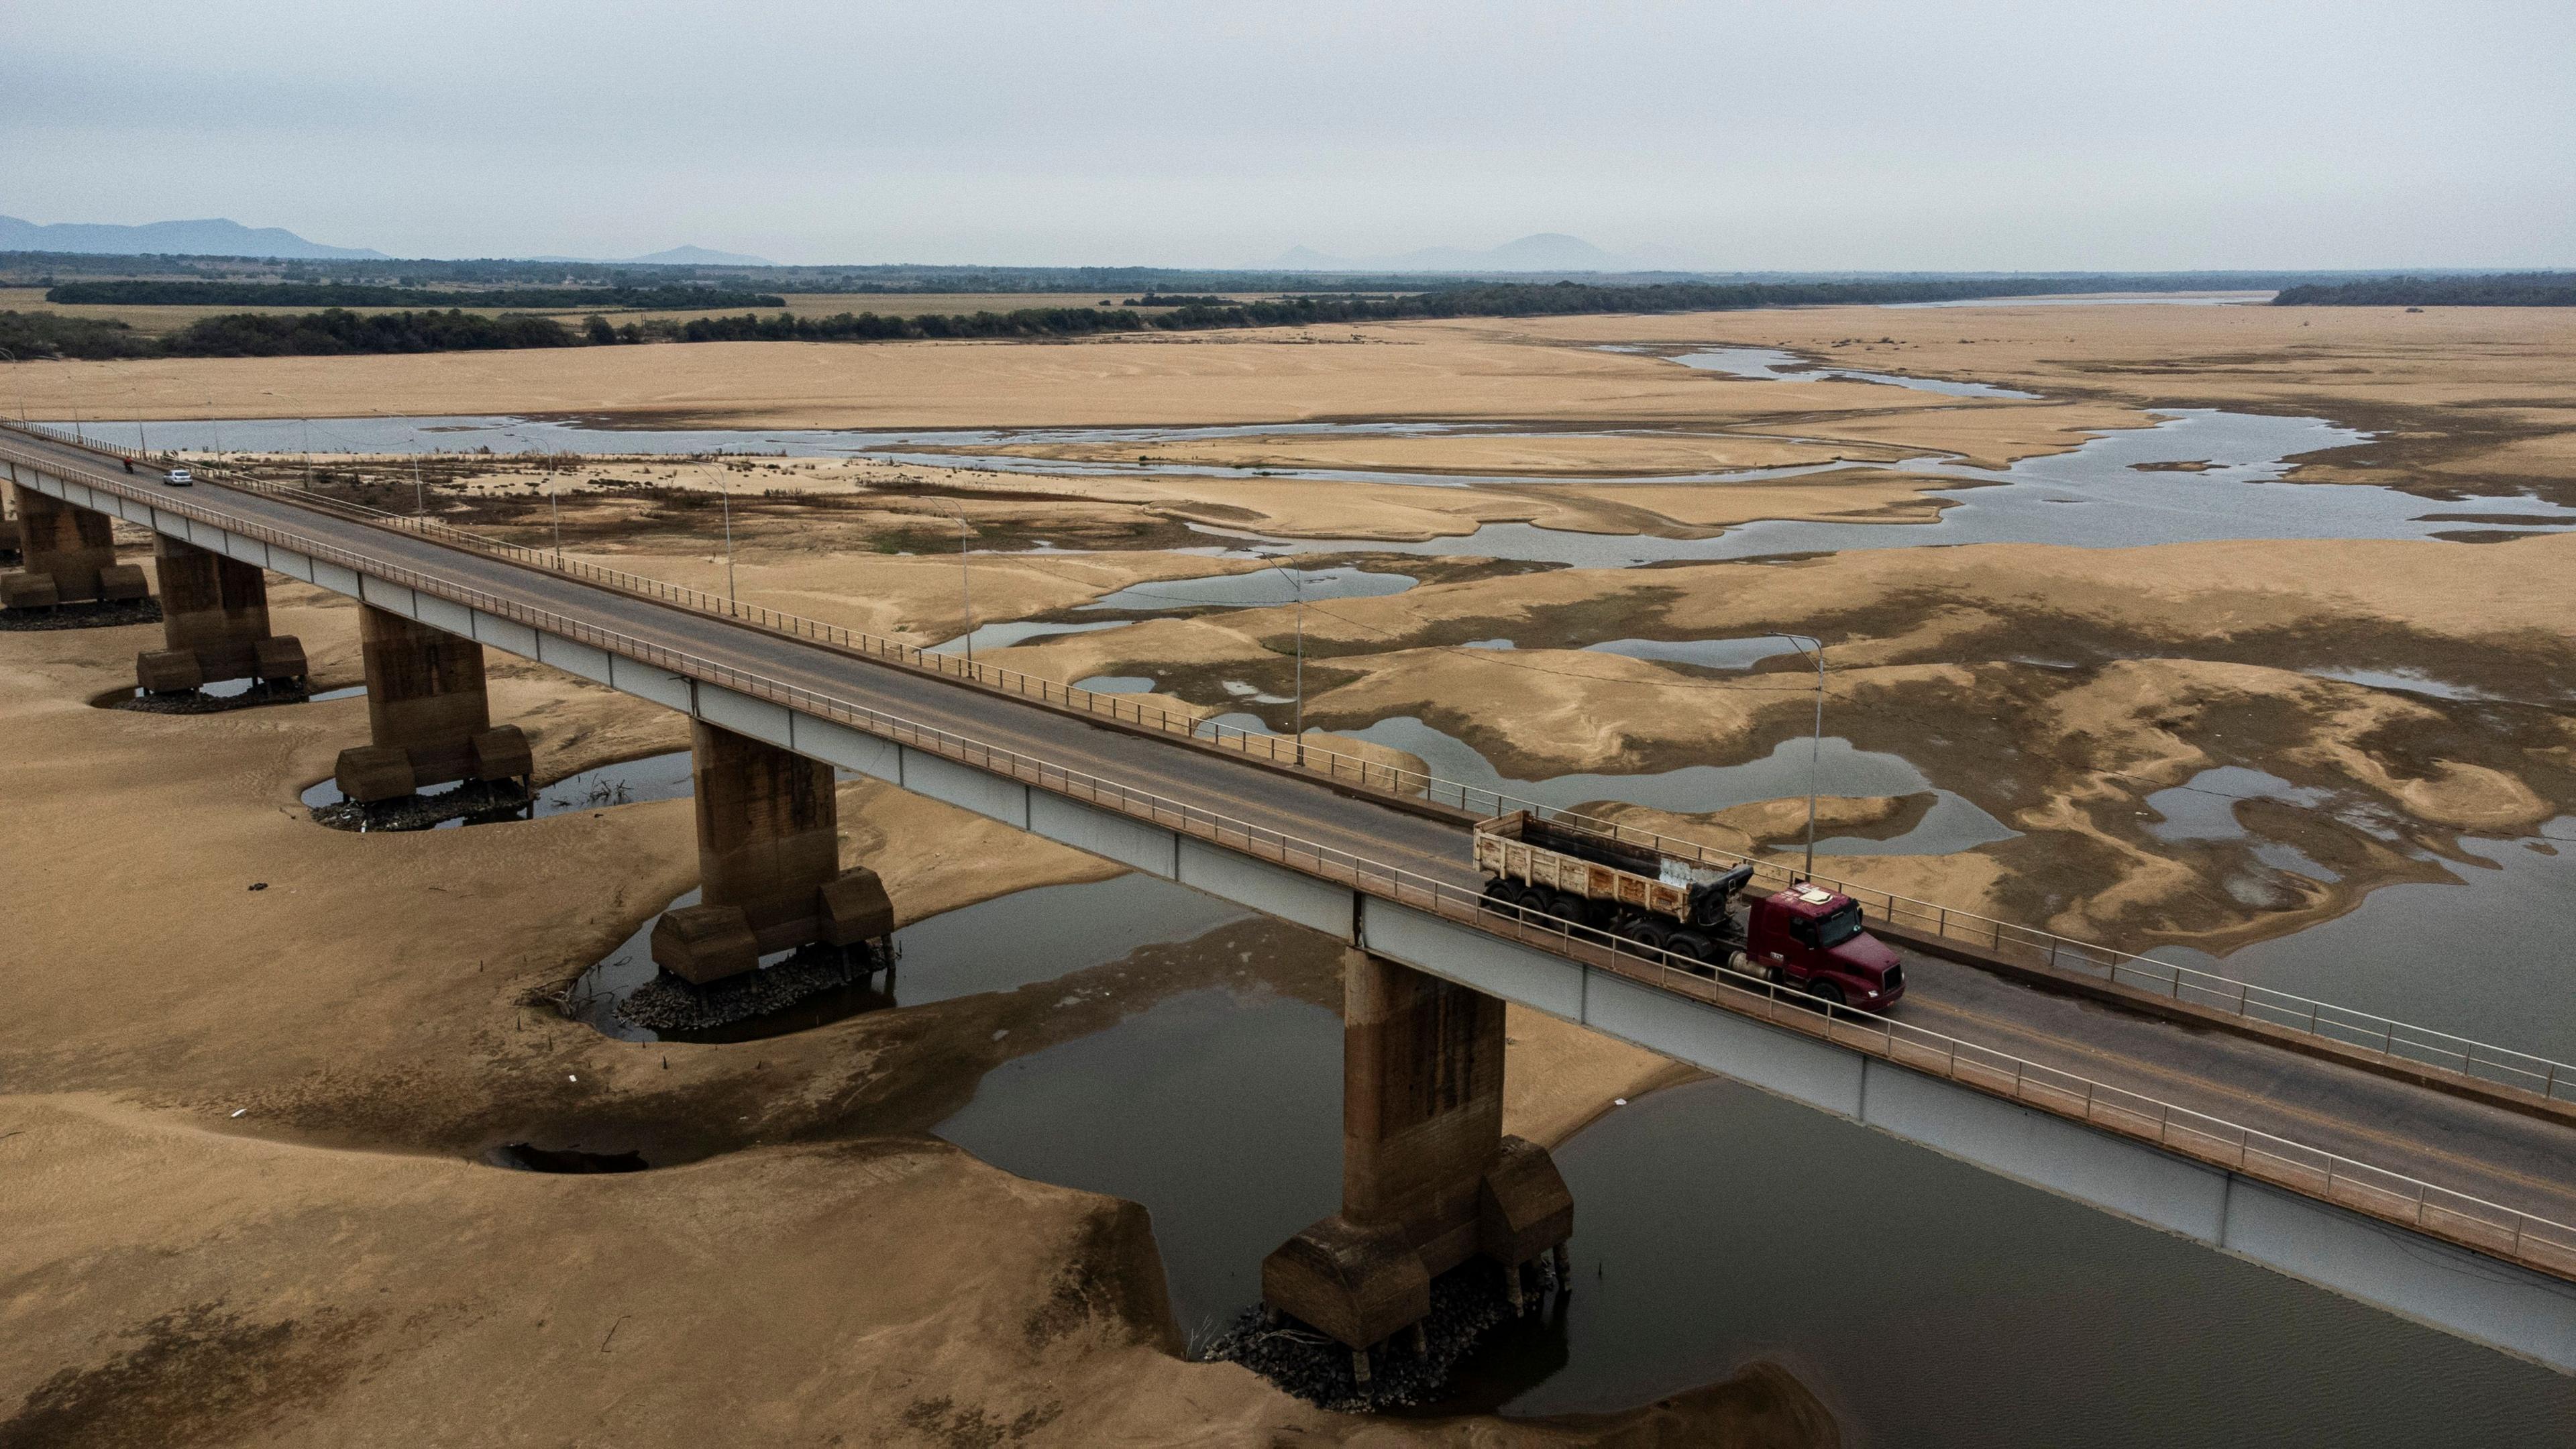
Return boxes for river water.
[920,879,2576,1444]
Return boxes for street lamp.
[706,463,738,607]
[546,464,565,566]
[934,498,974,664]
[1770,633,1827,879]
[1278,566,1307,766]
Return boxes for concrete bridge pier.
[0,483,148,610]
[135,535,307,693]
[1263,952,1574,1383]
[331,603,530,805]
[649,721,893,987]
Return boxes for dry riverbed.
[0,570,1799,1447]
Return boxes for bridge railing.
[15,420,2576,1106]
[14,433,2576,1283]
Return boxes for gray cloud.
[6,0,2571,267]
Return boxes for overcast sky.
[7,0,2571,269]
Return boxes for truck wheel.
[1512,883,1551,916]
[1667,930,1717,975]
[1809,980,1847,1012]
[1625,921,1669,953]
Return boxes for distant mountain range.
[1270,233,1699,273]
[0,215,386,260]
[0,217,774,268]
[525,245,777,267]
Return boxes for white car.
[163,467,193,487]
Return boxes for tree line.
[46,280,788,310]
[38,270,2576,362]
[2271,273,2576,307]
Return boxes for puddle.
[1076,565,1417,612]
[483,1142,651,1173]
[2155,820,2576,1061]
[569,872,1251,1043]
[1580,636,1808,671]
[1074,675,1157,693]
[1666,345,2040,398]
[927,617,1133,655]
[299,748,694,828]
[1210,712,2015,856]
[2141,765,2345,884]
[2300,665,2517,702]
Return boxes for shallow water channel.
[914,876,2576,1443]
[1199,712,2017,856]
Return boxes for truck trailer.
[1473,811,1906,1012]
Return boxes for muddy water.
[1077,564,1417,612]
[1430,1076,2576,1441]
[1662,344,2041,397]
[916,882,2576,1442]
[299,748,695,826]
[568,872,1249,1043]
[1199,712,2015,856]
[938,981,1343,1336]
[1189,409,2576,566]
[2155,822,2576,1061]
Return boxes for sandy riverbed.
[0,567,1772,1446]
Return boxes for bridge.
[6,418,2575,1377]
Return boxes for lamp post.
[411,454,427,516]
[1280,566,1307,766]
[1770,633,1826,879]
[547,464,565,567]
[714,464,738,608]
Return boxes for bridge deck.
[12,427,2576,1283]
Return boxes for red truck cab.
[1741,884,1905,1011]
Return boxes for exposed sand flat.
[0,319,2123,439]
[958,425,1913,475]
[1,588,1804,1444]
[995,531,2575,947]
[1499,304,2576,499]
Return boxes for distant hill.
[625,244,774,267]
[0,215,385,260]
[1271,232,1644,273]
[524,245,777,267]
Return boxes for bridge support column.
[649,720,892,985]
[134,536,307,692]
[0,485,147,610]
[1262,953,1573,1364]
[331,604,529,803]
